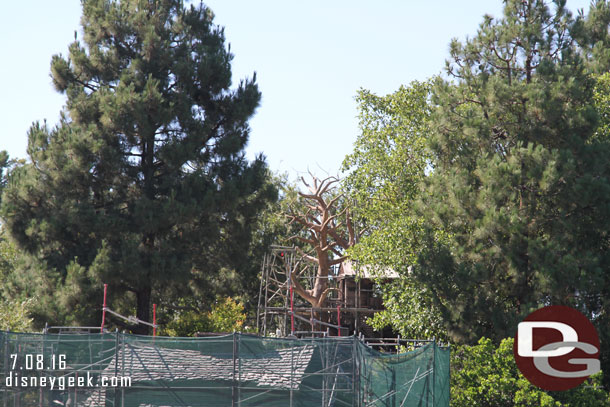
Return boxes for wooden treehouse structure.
[256,247,398,338]
[256,175,398,339]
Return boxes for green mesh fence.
[0,331,449,406]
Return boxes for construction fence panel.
[0,331,449,407]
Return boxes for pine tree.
[572,0,610,73]
[1,0,275,333]
[417,0,610,349]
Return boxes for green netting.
[0,331,449,406]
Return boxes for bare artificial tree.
[287,175,356,311]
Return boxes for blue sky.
[0,1,593,178]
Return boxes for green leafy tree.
[163,296,246,336]
[0,229,35,332]
[343,82,431,270]
[414,0,610,353]
[0,229,17,284]
[205,296,246,333]
[0,299,34,332]
[593,73,610,141]
[452,337,610,406]
[342,81,447,340]
[1,0,274,333]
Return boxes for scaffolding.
[257,246,393,340]
[0,330,449,407]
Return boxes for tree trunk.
[134,285,151,335]
[135,133,155,336]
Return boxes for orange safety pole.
[337,305,341,336]
[153,303,157,337]
[100,284,108,333]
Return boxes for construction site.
[0,244,450,407]
[257,246,398,340]
[0,330,449,407]
[1,177,451,406]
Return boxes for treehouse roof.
[339,260,400,280]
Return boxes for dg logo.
[513,305,601,391]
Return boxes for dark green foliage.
[416,0,610,349]
[572,0,610,73]
[0,150,8,194]
[415,0,610,390]
[452,338,610,406]
[154,172,296,332]
[1,0,275,333]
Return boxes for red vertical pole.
[153,303,157,337]
[100,284,108,333]
[290,285,294,334]
[337,305,341,336]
